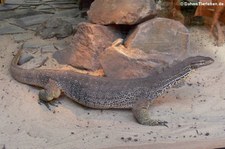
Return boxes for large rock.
[35,18,74,39]
[88,0,157,25]
[125,17,190,64]
[99,39,166,79]
[53,22,122,70]
[156,0,184,24]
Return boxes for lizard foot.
[132,99,168,127]
[38,99,60,110]
[39,89,53,101]
[133,109,168,127]
[39,79,61,102]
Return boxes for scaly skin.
[10,49,214,126]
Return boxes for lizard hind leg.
[132,99,168,127]
[39,79,61,102]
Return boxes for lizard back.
[10,49,214,109]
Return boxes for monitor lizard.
[10,49,214,126]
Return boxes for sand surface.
[1,24,225,149]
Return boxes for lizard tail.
[11,48,23,67]
[10,49,56,88]
[10,49,43,87]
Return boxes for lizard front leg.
[39,79,61,101]
[132,99,168,126]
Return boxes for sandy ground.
[0,25,225,149]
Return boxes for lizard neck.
[146,61,193,99]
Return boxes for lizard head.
[186,56,214,69]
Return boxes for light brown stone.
[125,17,190,64]
[99,39,165,79]
[53,22,121,71]
[87,0,157,25]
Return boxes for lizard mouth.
[201,57,214,66]
[190,56,214,69]
[206,58,214,65]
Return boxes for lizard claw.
[158,121,168,127]
[38,99,52,111]
[38,99,59,111]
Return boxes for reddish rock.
[156,0,185,24]
[125,18,190,64]
[99,39,166,79]
[87,0,157,25]
[53,22,122,70]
